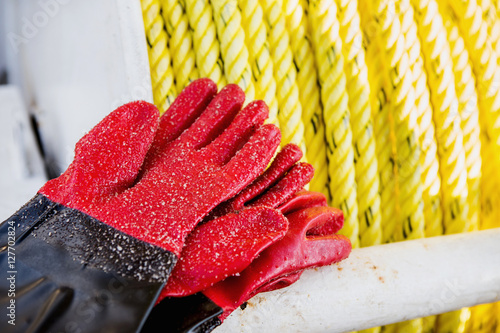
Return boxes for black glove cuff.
[142,293,223,333]
[0,194,177,333]
[2,194,176,283]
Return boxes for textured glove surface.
[160,144,314,299]
[39,79,281,255]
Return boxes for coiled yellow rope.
[389,0,425,244]
[283,0,329,196]
[335,0,382,248]
[402,0,443,242]
[211,0,255,101]
[413,0,469,236]
[160,0,199,91]
[184,0,226,87]
[413,1,471,330]
[441,0,482,239]
[366,0,425,246]
[445,0,500,232]
[141,0,177,113]
[308,0,359,248]
[358,0,398,248]
[237,0,280,127]
[259,0,307,153]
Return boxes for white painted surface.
[3,0,152,174]
[216,229,500,333]
[0,85,46,220]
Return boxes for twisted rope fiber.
[259,0,307,154]
[401,0,443,242]
[160,0,199,91]
[211,0,255,101]
[283,0,329,196]
[358,0,398,250]
[413,2,471,330]
[480,0,500,63]
[365,0,425,246]
[184,0,226,87]
[141,0,177,113]
[308,0,359,248]
[445,0,500,231]
[237,0,280,127]
[414,0,469,236]
[382,0,424,244]
[442,1,482,236]
[335,0,382,248]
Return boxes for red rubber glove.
[204,201,351,321]
[141,190,351,333]
[39,78,281,259]
[207,143,313,220]
[160,144,314,299]
[9,78,283,333]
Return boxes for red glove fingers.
[161,146,314,299]
[40,101,159,207]
[42,78,282,258]
[177,84,245,150]
[159,207,288,298]
[226,143,304,211]
[207,144,310,221]
[278,189,328,214]
[204,100,269,165]
[149,78,218,154]
[203,205,352,320]
[247,162,314,208]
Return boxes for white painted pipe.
[216,229,500,333]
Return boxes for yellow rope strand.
[184,0,226,87]
[412,1,470,331]
[413,0,469,236]
[335,0,382,248]
[259,0,307,153]
[237,0,280,127]
[445,0,500,231]
[283,0,329,196]
[389,0,425,243]
[368,0,425,244]
[308,0,359,248]
[402,0,443,241]
[141,0,177,113]
[467,303,498,333]
[442,0,482,235]
[479,0,500,63]
[358,0,398,247]
[211,0,255,100]
[160,0,199,91]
